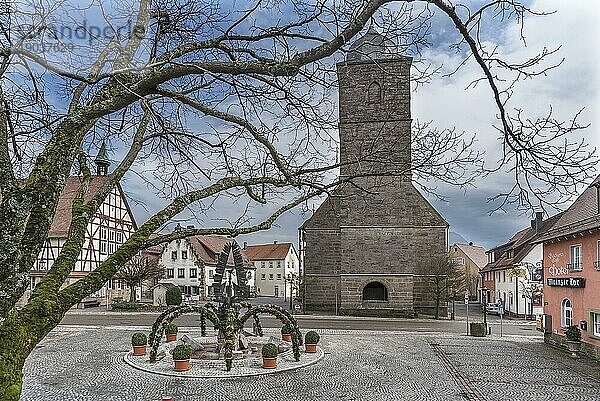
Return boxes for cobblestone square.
[22,326,600,401]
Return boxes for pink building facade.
[538,177,600,360]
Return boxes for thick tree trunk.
[434,298,440,320]
[0,297,66,400]
[129,285,136,302]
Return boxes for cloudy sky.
[110,0,599,251]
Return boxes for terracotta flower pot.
[263,357,277,369]
[305,343,317,353]
[174,359,190,372]
[282,333,292,342]
[132,345,147,356]
[166,333,177,342]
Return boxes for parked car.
[483,303,500,315]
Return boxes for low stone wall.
[545,333,600,362]
[339,307,417,318]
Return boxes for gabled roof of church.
[302,180,448,230]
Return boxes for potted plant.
[131,332,148,356]
[172,344,192,371]
[261,343,278,369]
[305,330,320,353]
[281,325,293,342]
[565,325,582,357]
[165,323,178,342]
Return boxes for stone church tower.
[300,28,449,317]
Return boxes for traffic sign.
[497,299,504,308]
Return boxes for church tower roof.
[94,141,111,175]
[346,25,396,62]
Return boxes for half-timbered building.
[23,144,137,306]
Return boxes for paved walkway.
[22,326,599,401]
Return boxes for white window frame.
[189,268,197,278]
[177,268,185,279]
[561,298,573,328]
[167,269,174,279]
[570,244,582,270]
[593,312,600,337]
[209,270,214,279]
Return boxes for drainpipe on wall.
[515,276,519,317]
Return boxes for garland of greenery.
[252,312,263,336]
[147,302,303,368]
[224,306,237,371]
[148,305,219,362]
[237,304,302,361]
[200,310,206,337]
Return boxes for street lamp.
[482,286,488,331]
[285,273,297,311]
[450,286,456,320]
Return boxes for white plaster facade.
[158,235,255,301]
[246,243,299,299]
[494,243,544,317]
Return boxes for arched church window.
[367,81,381,104]
[362,281,388,301]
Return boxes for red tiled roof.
[452,243,487,269]
[48,176,113,237]
[187,235,253,267]
[481,212,563,273]
[536,175,600,241]
[244,243,292,261]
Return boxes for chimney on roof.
[274,240,278,244]
[469,241,473,246]
[535,211,543,233]
[243,241,247,250]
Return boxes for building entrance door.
[274,286,279,297]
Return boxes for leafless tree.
[0,0,595,397]
[417,255,464,319]
[115,255,164,302]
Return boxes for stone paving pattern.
[22,327,600,401]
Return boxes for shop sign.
[546,277,585,288]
